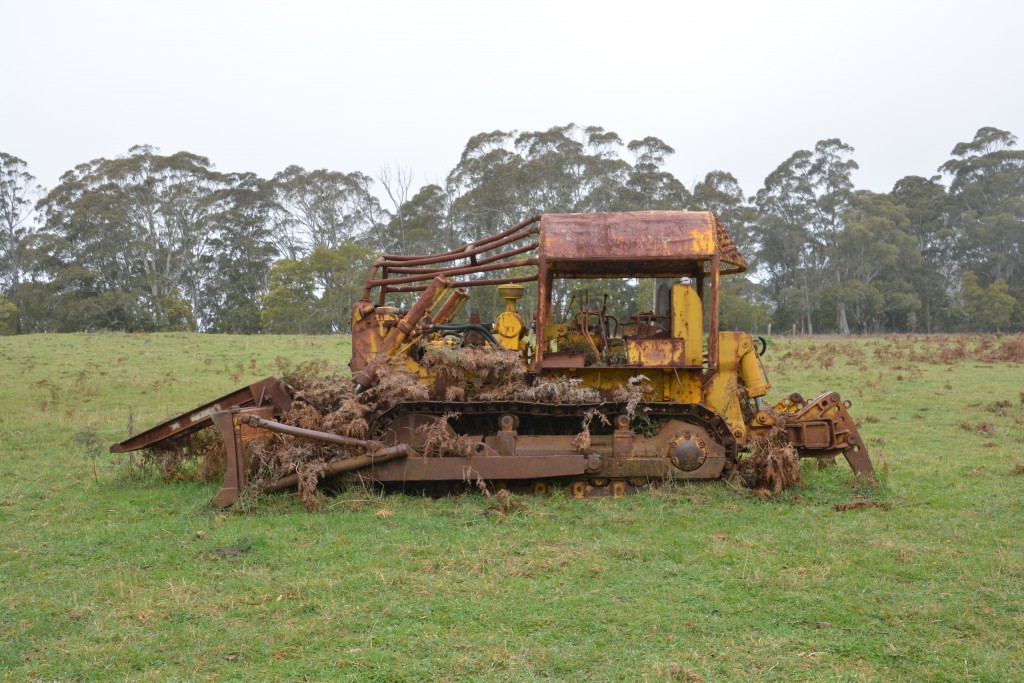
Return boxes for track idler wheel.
[668,433,709,471]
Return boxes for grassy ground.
[0,332,1022,682]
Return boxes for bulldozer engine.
[111,211,875,506]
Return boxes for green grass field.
[1,333,1022,682]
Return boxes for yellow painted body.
[670,280,703,366]
[546,330,764,442]
[494,310,526,351]
[356,270,769,449]
[495,284,528,352]
[702,332,754,443]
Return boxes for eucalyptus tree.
[444,130,527,245]
[579,126,631,211]
[0,152,43,332]
[890,175,957,331]
[379,183,452,256]
[197,173,279,333]
[754,149,817,332]
[754,139,859,333]
[939,127,1024,300]
[512,124,630,214]
[807,139,859,334]
[836,191,919,332]
[267,166,389,332]
[35,146,232,330]
[620,136,690,210]
[270,165,387,256]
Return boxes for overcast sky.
[3,0,1021,201]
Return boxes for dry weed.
[573,407,610,453]
[483,489,527,518]
[612,374,653,420]
[421,346,528,401]
[416,412,476,458]
[738,416,801,496]
[143,430,224,483]
[518,376,601,403]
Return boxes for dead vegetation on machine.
[736,416,802,497]
[141,353,828,510]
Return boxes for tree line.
[1,125,1021,336]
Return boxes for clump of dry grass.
[421,346,528,401]
[483,489,527,518]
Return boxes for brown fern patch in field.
[979,336,1024,363]
[833,500,889,512]
[959,421,995,435]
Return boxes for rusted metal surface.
[784,392,874,475]
[346,454,589,482]
[428,288,469,325]
[363,215,542,301]
[110,376,291,453]
[352,275,451,391]
[386,274,537,293]
[707,252,721,370]
[210,406,275,508]
[239,414,384,450]
[379,214,541,262]
[537,211,747,276]
[212,414,417,506]
[365,257,538,288]
[267,446,414,493]
[382,241,539,274]
[624,338,690,368]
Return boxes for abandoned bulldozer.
[111,211,873,506]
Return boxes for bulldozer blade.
[209,406,277,508]
[210,410,244,509]
[109,376,292,453]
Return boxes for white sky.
[3,0,1021,201]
